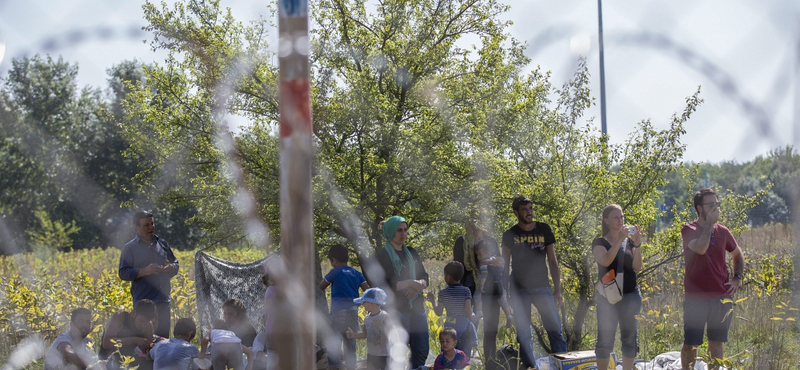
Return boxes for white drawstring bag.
[596,239,625,304]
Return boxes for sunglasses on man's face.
[704,202,721,208]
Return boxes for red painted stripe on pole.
[279,79,312,138]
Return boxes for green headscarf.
[382,216,419,305]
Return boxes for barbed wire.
[0,22,147,78]
[526,26,796,152]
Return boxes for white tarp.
[630,351,720,370]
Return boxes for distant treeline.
[660,146,800,226]
[0,56,201,254]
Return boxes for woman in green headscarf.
[375,216,430,369]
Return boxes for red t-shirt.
[681,222,738,300]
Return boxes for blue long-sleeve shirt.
[119,234,179,303]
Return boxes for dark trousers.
[155,301,171,338]
[399,309,429,369]
[481,292,501,359]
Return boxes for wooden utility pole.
[276,0,315,368]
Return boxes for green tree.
[311,0,522,258]
[659,146,800,227]
[106,60,204,249]
[119,0,281,249]
[484,59,700,349]
[0,56,169,253]
[0,56,117,251]
[26,208,81,252]
[124,0,525,260]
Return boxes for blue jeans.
[510,286,567,367]
[327,306,360,370]
[595,289,642,359]
[443,316,477,355]
[400,309,430,369]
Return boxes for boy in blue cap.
[346,288,397,370]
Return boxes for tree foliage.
[123,0,529,258]
[0,56,144,252]
[26,208,82,253]
[659,146,800,226]
[311,0,522,257]
[0,55,207,253]
[119,0,281,249]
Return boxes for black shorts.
[683,298,734,345]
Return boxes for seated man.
[44,308,103,370]
[99,299,159,370]
[149,318,199,370]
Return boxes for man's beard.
[517,215,532,225]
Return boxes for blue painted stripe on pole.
[279,0,307,17]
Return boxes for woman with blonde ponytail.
[592,204,643,370]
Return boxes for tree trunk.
[567,290,592,350]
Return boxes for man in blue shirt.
[119,211,179,338]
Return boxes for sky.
[0,0,798,164]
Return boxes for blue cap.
[353,287,387,306]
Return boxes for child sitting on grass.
[346,288,396,370]
[432,327,469,370]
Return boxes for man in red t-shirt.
[680,188,744,369]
